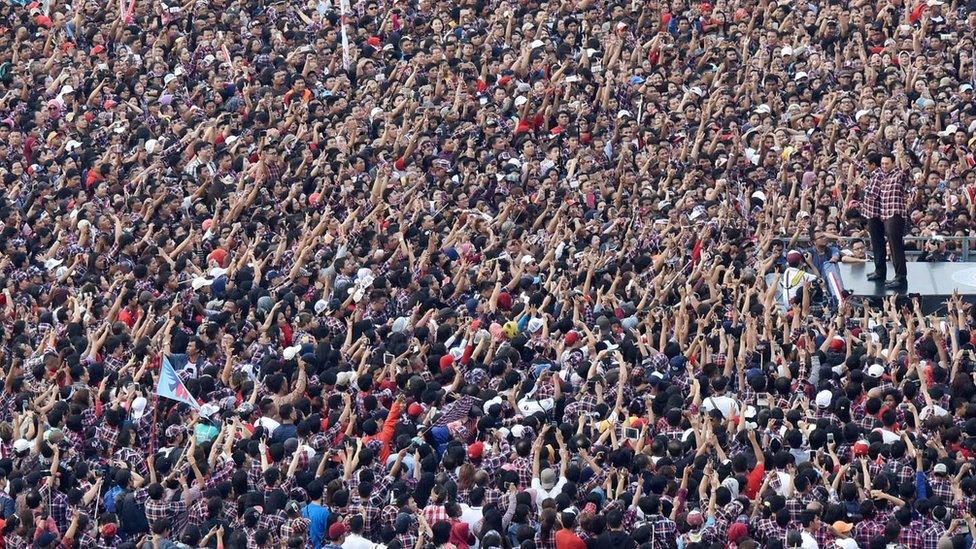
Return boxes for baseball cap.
[867,364,885,378]
[933,463,947,474]
[328,522,347,539]
[831,521,854,535]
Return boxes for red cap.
[328,522,347,539]
[852,440,869,456]
[101,524,117,537]
[367,36,381,47]
[103,99,116,110]
[497,292,512,311]
[36,15,53,27]
[207,248,228,267]
[90,44,106,56]
[439,354,454,372]
[468,441,485,460]
[309,192,322,205]
[407,403,424,417]
[828,337,845,353]
[498,76,512,87]
[565,331,579,346]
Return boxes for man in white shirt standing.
[531,425,569,503]
[342,515,386,549]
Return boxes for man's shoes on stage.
[866,271,886,281]
[884,278,907,289]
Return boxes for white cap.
[13,439,31,454]
[65,140,83,152]
[191,277,213,290]
[314,299,329,315]
[815,390,832,408]
[145,139,158,154]
[209,266,228,278]
[282,344,302,361]
[44,258,64,271]
[530,39,544,49]
[163,73,176,85]
[751,190,767,202]
[867,363,885,378]
[131,396,148,419]
[933,463,948,473]
[527,318,544,333]
[794,71,808,81]
[781,46,794,57]
[855,109,871,122]
[510,424,526,438]
[938,124,959,137]
[514,95,528,107]
[961,84,974,92]
[755,104,771,114]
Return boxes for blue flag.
[157,356,200,410]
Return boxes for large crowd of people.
[1,0,976,547]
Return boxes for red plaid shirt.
[855,519,886,548]
[862,167,884,219]
[877,169,909,219]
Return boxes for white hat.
[13,439,31,454]
[689,86,705,97]
[145,139,158,154]
[794,71,808,81]
[815,390,832,408]
[751,190,767,202]
[926,0,945,6]
[781,46,794,57]
[65,140,83,152]
[867,363,885,378]
[937,124,959,137]
[282,344,302,361]
[854,109,871,122]
[131,396,148,419]
[209,267,228,278]
[314,299,329,315]
[59,84,75,97]
[961,84,974,92]
[163,73,176,85]
[44,258,64,270]
[391,316,410,333]
[755,104,772,114]
[510,424,526,438]
[617,109,633,119]
[527,318,544,333]
[514,95,528,107]
[530,39,544,49]
[191,277,213,290]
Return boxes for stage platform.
[839,262,976,313]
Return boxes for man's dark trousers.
[868,217,887,278]
[885,214,907,281]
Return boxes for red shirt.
[555,529,586,549]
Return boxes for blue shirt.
[303,502,330,549]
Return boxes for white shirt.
[459,505,483,549]
[342,534,385,549]
[800,530,819,549]
[531,476,568,502]
[701,395,740,419]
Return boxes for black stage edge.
[838,262,976,314]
